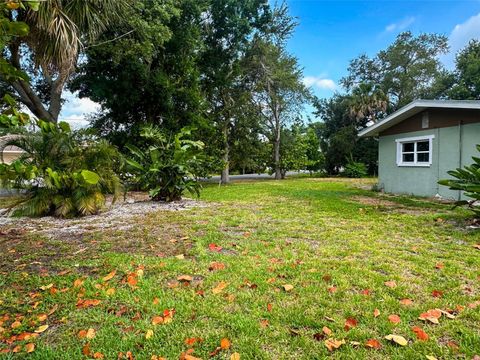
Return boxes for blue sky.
[61,0,480,127]
[287,0,480,99]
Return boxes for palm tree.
[7,0,129,123]
[348,83,388,126]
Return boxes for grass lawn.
[0,178,479,359]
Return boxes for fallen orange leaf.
[322,326,332,336]
[344,317,358,331]
[365,339,381,349]
[388,314,401,324]
[400,299,413,305]
[220,338,231,349]
[373,308,380,318]
[411,326,429,341]
[152,316,164,325]
[93,352,104,359]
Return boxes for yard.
[0,178,479,359]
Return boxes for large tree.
[199,0,270,183]
[341,31,449,109]
[70,0,203,144]
[245,4,309,180]
[2,0,129,123]
[447,40,480,100]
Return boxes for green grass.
[1,178,479,359]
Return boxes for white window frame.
[395,135,434,167]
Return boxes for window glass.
[417,141,429,152]
[417,153,429,162]
[402,142,414,152]
[402,153,415,162]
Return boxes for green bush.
[0,120,122,217]
[126,126,204,202]
[438,144,480,216]
[343,161,368,178]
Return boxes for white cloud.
[59,91,100,128]
[384,16,415,33]
[303,76,337,90]
[442,13,480,68]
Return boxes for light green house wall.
[378,123,480,199]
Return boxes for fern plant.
[126,126,204,202]
[0,120,122,217]
[438,144,480,216]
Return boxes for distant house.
[359,100,480,200]
[1,145,23,164]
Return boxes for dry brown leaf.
[11,320,21,329]
[212,282,229,294]
[86,328,96,339]
[384,281,397,288]
[384,334,408,346]
[25,343,35,353]
[40,283,53,291]
[102,270,116,282]
[178,275,193,282]
[400,299,413,306]
[324,338,346,352]
[34,324,49,333]
[73,279,84,288]
[282,284,294,292]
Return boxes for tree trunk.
[274,122,281,180]
[221,123,230,184]
[9,43,65,123]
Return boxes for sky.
[60,0,480,127]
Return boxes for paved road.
[203,171,303,183]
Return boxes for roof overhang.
[358,100,480,137]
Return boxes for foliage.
[438,144,480,216]
[341,31,449,109]
[0,0,37,129]
[343,159,368,178]
[2,0,129,122]
[126,126,205,202]
[446,40,480,100]
[0,120,122,217]
[70,0,202,142]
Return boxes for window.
[395,135,434,167]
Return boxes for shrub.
[343,161,368,178]
[126,126,204,202]
[0,120,122,217]
[438,144,480,216]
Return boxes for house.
[1,145,23,164]
[359,100,480,200]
